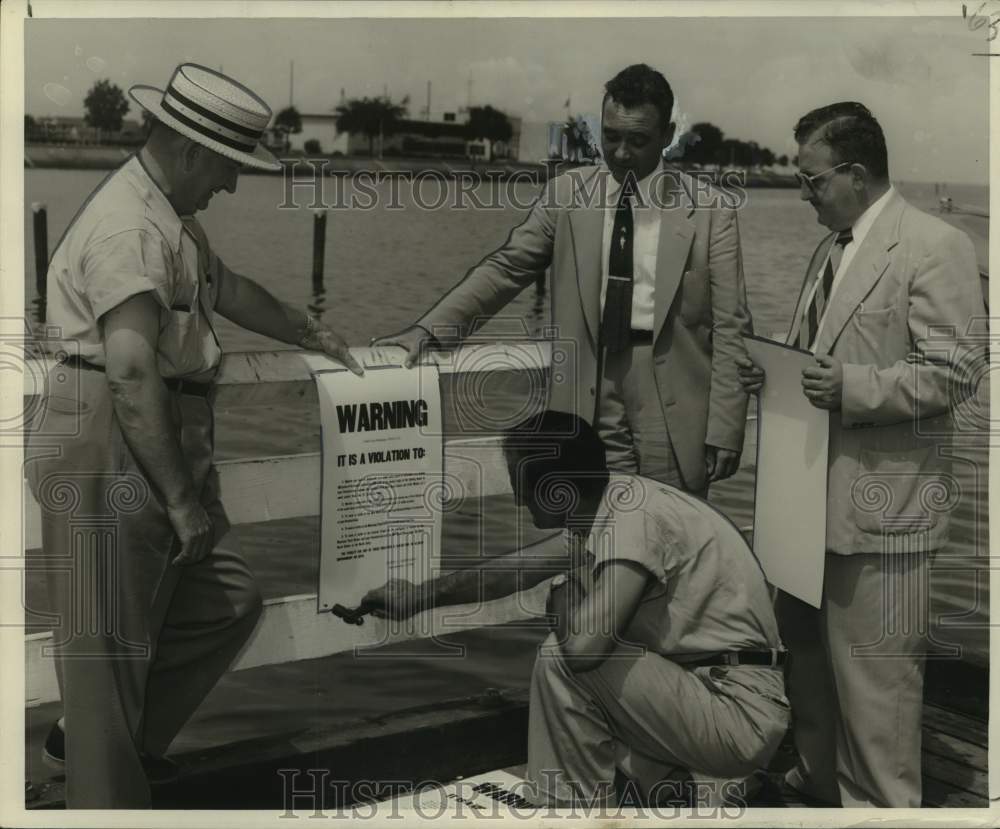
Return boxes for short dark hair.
[793,101,889,180]
[604,64,674,129]
[502,410,609,511]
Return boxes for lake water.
[22,169,990,761]
[23,170,988,345]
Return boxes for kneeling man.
[361,410,789,807]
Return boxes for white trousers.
[777,551,930,807]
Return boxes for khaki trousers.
[777,551,929,808]
[27,367,262,808]
[525,634,789,806]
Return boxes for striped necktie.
[797,228,853,351]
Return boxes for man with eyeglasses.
[737,102,984,807]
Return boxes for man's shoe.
[40,722,179,784]
[781,769,839,807]
[140,753,180,785]
[41,723,65,772]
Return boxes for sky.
[23,12,990,184]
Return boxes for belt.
[629,329,653,343]
[680,649,788,669]
[64,355,214,398]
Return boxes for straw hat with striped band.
[129,63,281,171]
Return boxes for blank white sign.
[743,336,829,608]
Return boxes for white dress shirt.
[599,164,664,332]
[810,186,895,347]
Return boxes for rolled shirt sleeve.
[81,229,176,321]
[590,507,678,587]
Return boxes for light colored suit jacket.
[418,166,752,492]
[788,191,985,554]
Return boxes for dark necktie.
[797,228,853,351]
[602,182,635,353]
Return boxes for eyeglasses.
[795,161,852,196]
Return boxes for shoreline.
[24,143,801,186]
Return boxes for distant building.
[275,109,503,160]
[271,113,350,155]
[514,117,601,164]
[374,116,469,158]
[266,107,532,161]
[497,114,522,161]
[515,120,565,163]
[26,115,144,144]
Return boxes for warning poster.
[304,356,443,612]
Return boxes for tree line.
[25,79,150,144]
[679,122,789,169]
[29,80,790,170]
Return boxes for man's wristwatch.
[299,313,321,346]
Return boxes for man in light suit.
[376,64,752,494]
[738,102,985,807]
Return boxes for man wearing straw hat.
[26,63,362,808]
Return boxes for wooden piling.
[32,203,48,318]
[312,209,327,286]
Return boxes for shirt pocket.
[159,270,206,377]
[679,267,712,327]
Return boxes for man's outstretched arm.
[373,180,560,367]
[359,533,573,619]
[214,259,363,375]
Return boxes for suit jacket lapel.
[814,192,903,354]
[568,170,606,346]
[652,171,695,342]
